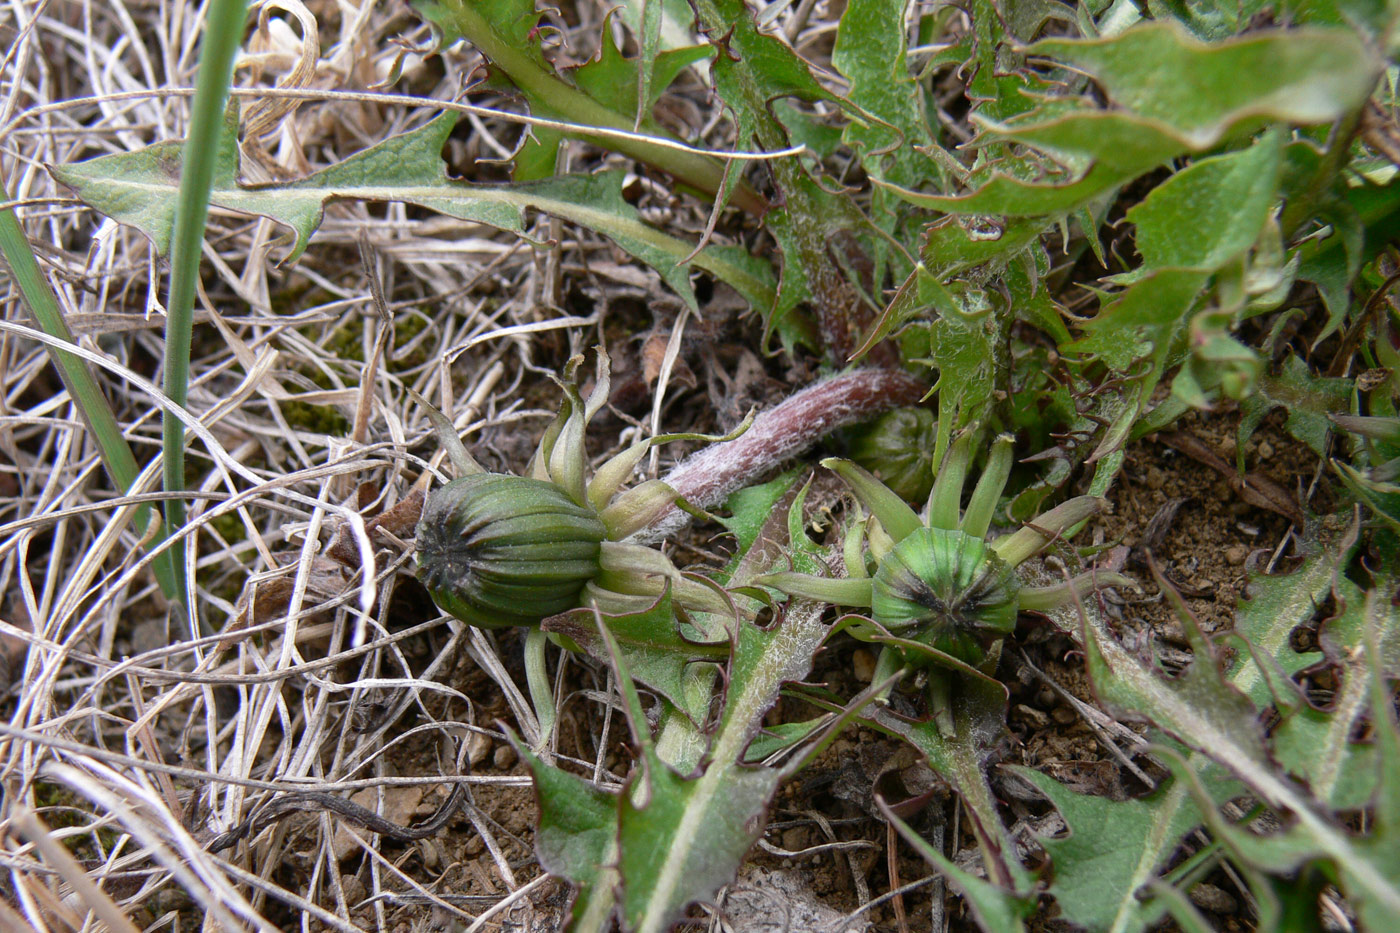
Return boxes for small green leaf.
[1068,268,1206,373]
[718,602,833,754]
[1238,354,1352,466]
[1271,566,1400,810]
[513,734,618,893]
[921,214,1048,275]
[717,469,811,585]
[925,285,1005,428]
[1131,134,1283,269]
[1066,132,1284,435]
[894,24,1376,218]
[617,752,777,932]
[516,24,714,180]
[881,146,1141,218]
[1030,23,1377,139]
[1227,533,1350,709]
[856,218,1042,363]
[833,0,947,213]
[412,0,545,60]
[544,590,728,725]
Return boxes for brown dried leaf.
[326,490,425,568]
[1156,431,1304,524]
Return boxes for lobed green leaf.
[50,112,775,313]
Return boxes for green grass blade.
[0,207,180,602]
[161,0,250,610]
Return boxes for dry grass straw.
[0,0,704,928]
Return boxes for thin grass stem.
[0,207,180,601]
[162,0,252,612]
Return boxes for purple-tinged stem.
[635,368,927,542]
[365,369,928,566]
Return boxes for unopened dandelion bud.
[871,527,1019,664]
[416,473,606,629]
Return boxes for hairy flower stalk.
[636,367,927,543]
[759,430,1130,668]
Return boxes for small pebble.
[1225,545,1247,566]
[851,648,876,683]
[1015,703,1049,729]
[493,744,517,770]
[339,874,366,907]
[1051,706,1077,726]
[1190,882,1238,914]
[781,827,806,852]
[1256,440,1275,460]
[468,731,492,767]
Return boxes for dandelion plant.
[760,429,1128,670]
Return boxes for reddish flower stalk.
[338,368,927,564]
[636,368,927,542]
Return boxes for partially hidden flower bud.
[416,473,606,629]
[846,407,936,503]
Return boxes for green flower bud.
[846,408,936,502]
[416,473,606,629]
[871,526,1019,665]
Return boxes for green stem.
[0,209,179,601]
[162,0,251,610]
[1280,106,1363,239]
[961,434,1013,539]
[524,627,556,755]
[870,646,903,702]
[437,0,765,216]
